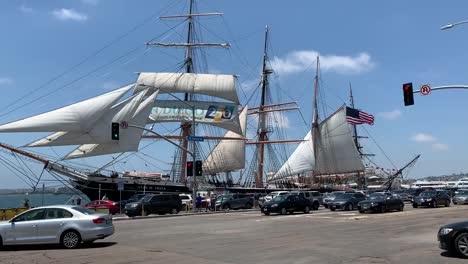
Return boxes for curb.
[112,208,260,221]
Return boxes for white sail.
[272,131,314,181]
[135,72,239,104]
[28,90,158,147]
[272,106,364,181]
[202,106,247,175]
[314,107,364,175]
[64,90,158,159]
[147,100,242,134]
[0,85,133,133]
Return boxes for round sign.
[420,84,431,96]
[120,121,128,129]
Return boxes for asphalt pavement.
[2,204,468,264]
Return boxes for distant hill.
[418,172,468,182]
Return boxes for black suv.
[215,193,254,210]
[412,190,451,208]
[124,194,182,217]
[261,194,313,215]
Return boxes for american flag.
[345,106,374,125]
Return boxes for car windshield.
[216,195,231,201]
[72,207,96,215]
[272,195,288,202]
[419,192,435,197]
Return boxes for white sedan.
[0,205,114,249]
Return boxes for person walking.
[102,194,108,200]
[196,193,203,213]
[23,198,30,209]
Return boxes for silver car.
[453,190,468,205]
[0,205,114,249]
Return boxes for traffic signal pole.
[404,84,468,106]
[414,85,468,93]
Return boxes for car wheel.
[304,206,310,214]
[312,202,320,210]
[398,203,404,211]
[330,207,336,211]
[263,212,270,216]
[323,204,328,208]
[432,200,437,208]
[171,208,179,214]
[380,205,386,213]
[245,203,253,209]
[280,207,287,215]
[455,233,468,258]
[445,200,450,207]
[61,230,81,249]
[359,209,365,214]
[0,235,3,250]
[346,204,353,211]
[223,204,230,211]
[412,203,418,208]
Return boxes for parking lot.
[1,204,468,264]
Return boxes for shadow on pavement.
[440,250,463,259]
[1,242,117,251]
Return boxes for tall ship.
[0,0,247,201]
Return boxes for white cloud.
[0,78,13,85]
[52,8,88,22]
[270,50,375,76]
[82,0,99,5]
[378,109,402,120]
[102,81,119,90]
[19,4,33,13]
[432,143,449,151]
[412,133,436,142]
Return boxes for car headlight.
[131,203,139,208]
[426,199,432,202]
[370,202,375,206]
[271,204,278,208]
[338,201,346,204]
[439,228,453,235]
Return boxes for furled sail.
[272,106,364,181]
[135,72,239,104]
[313,106,364,175]
[272,131,314,181]
[0,85,133,133]
[147,100,242,134]
[64,90,158,159]
[202,106,247,175]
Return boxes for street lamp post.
[440,20,468,30]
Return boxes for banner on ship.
[149,100,242,133]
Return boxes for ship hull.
[72,179,190,201]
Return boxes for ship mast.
[311,56,320,181]
[256,25,272,188]
[146,0,228,184]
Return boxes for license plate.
[264,208,268,211]
[362,205,368,209]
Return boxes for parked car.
[289,191,322,210]
[127,193,149,203]
[453,189,468,205]
[261,194,312,215]
[412,190,451,208]
[328,192,366,211]
[322,191,346,208]
[357,192,404,213]
[0,205,113,249]
[438,220,468,258]
[84,200,120,215]
[215,193,254,210]
[393,190,412,202]
[263,191,289,204]
[179,194,193,207]
[124,194,182,217]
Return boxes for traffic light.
[186,161,193,177]
[111,122,119,140]
[195,160,203,176]
[403,83,414,106]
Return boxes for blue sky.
[1,0,468,188]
